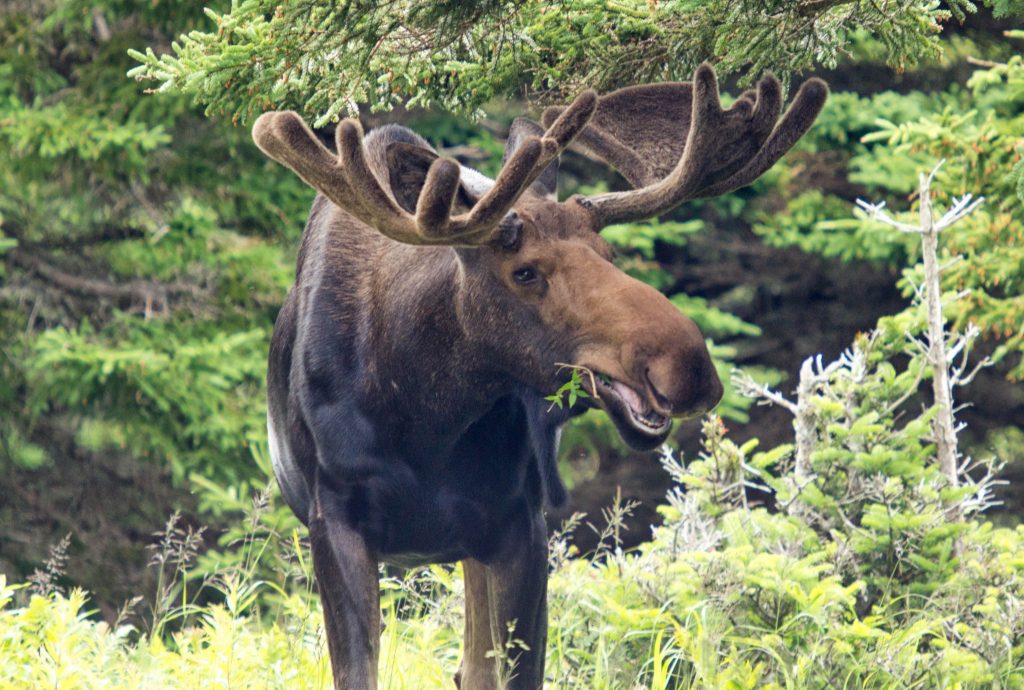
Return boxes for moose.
[254,64,827,689]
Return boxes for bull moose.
[254,64,827,689]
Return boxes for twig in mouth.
[553,362,601,401]
[544,362,601,412]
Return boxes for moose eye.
[512,266,538,284]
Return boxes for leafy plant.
[545,366,593,411]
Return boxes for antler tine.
[458,89,598,236]
[460,136,545,233]
[254,89,597,247]
[415,158,463,236]
[700,77,827,197]
[570,64,827,228]
[253,111,358,211]
[335,118,432,244]
[543,89,599,149]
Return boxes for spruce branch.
[128,1,981,122]
[733,353,845,480]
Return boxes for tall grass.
[3,466,1022,689]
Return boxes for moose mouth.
[588,370,672,450]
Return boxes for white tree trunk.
[918,172,959,487]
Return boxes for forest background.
[2,1,1024,687]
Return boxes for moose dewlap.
[255,63,826,689]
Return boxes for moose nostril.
[644,367,673,411]
[646,352,723,416]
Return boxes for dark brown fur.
[256,65,827,689]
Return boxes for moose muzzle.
[576,266,723,449]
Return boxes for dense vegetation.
[2,1,1023,687]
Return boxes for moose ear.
[504,118,558,200]
[387,141,482,215]
[386,142,442,214]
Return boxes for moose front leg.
[456,508,548,690]
[310,482,381,690]
[456,559,500,690]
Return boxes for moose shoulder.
[256,64,827,690]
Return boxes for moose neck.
[358,241,535,453]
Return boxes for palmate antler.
[543,64,828,228]
[252,91,597,246]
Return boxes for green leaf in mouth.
[546,367,592,411]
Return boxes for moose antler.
[253,91,597,246]
[543,64,828,228]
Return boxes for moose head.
[256,64,827,689]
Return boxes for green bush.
[4,441,1021,688]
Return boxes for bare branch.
[9,249,202,315]
[855,199,920,233]
[935,193,985,232]
[951,354,992,388]
[21,226,148,250]
[856,162,989,497]
[966,56,1005,69]
[731,369,798,414]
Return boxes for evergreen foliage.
[128,0,1011,123]
[756,46,1024,378]
[0,0,311,597]
[3,3,1024,686]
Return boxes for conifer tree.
[0,0,309,603]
